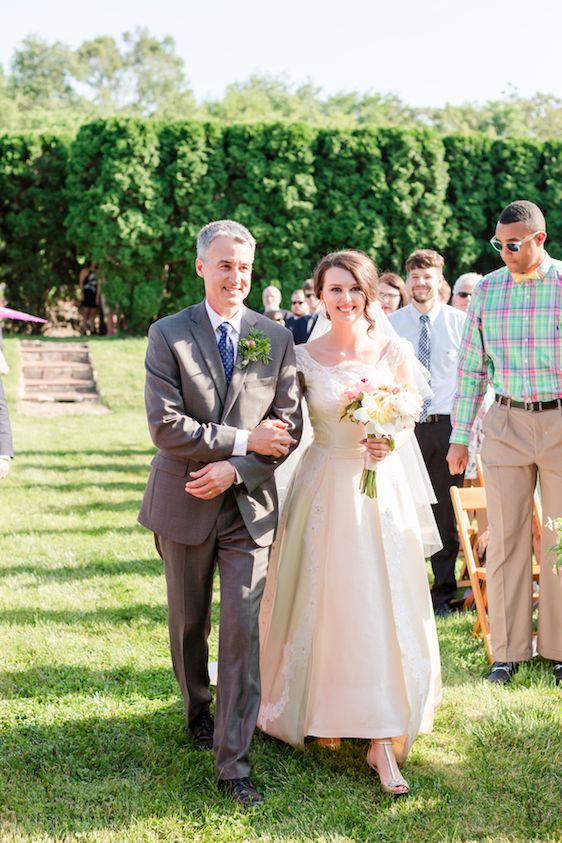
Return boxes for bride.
[258,250,442,797]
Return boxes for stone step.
[22,362,94,380]
[21,348,91,363]
[20,340,89,350]
[22,391,101,403]
[24,378,97,394]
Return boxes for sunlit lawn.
[0,336,560,843]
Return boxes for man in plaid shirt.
[448,200,562,686]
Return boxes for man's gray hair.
[453,272,482,295]
[196,220,256,259]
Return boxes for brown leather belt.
[496,395,562,412]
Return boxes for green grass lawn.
[0,336,560,843]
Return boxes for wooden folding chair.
[453,455,485,594]
[450,485,493,660]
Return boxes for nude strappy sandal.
[367,739,409,796]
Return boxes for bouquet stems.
[360,434,378,498]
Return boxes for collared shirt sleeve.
[231,429,249,484]
[450,286,489,446]
[232,429,248,457]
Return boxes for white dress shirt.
[204,301,248,456]
[389,302,466,415]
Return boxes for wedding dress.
[258,338,442,762]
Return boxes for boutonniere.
[237,329,272,369]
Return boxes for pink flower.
[343,384,361,401]
[359,378,377,395]
[246,339,256,348]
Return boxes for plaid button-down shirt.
[451,252,562,446]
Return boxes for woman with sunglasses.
[451,273,482,313]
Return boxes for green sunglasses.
[489,230,542,253]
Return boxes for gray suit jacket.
[138,302,302,547]
[0,379,13,457]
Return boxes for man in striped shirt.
[448,200,562,686]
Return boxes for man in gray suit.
[138,220,302,807]
[0,378,13,479]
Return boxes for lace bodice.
[296,339,412,451]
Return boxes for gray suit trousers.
[156,489,270,780]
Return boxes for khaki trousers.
[481,401,562,662]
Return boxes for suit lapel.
[221,306,258,421]
[190,302,228,404]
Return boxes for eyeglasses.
[378,292,401,301]
[455,291,472,299]
[489,230,542,253]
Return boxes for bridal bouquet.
[340,377,422,497]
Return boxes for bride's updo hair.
[313,250,378,334]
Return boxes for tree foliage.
[3,34,562,140]
[0,133,75,326]
[2,118,561,332]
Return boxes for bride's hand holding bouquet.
[340,378,423,497]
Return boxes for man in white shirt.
[389,249,466,616]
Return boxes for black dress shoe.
[554,662,562,686]
[188,712,214,750]
[217,777,264,808]
[487,661,519,684]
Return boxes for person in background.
[390,249,466,617]
[451,273,482,313]
[288,289,310,320]
[439,278,452,304]
[291,279,320,344]
[78,262,100,335]
[0,377,13,480]
[447,199,562,686]
[285,289,309,338]
[262,285,282,312]
[377,272,408,314]
[265,310,286,326]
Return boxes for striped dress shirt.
[450,252,562,446]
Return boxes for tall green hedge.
[0,134,75,322]
[1,120,561,332]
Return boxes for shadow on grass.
[7,525,144,536]
[0,603,166,627]
[0,557,161,582]
[4,702,558,841]
[15,481,147,493]
[17,448,154,458]
[44,499,143,515]
[18,462,151,474]
[0,706,454,842]
[0,663,176,700]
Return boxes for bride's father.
[139,220,302,807]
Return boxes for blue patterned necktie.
[417,313,431,422]
[218,322,235,386]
